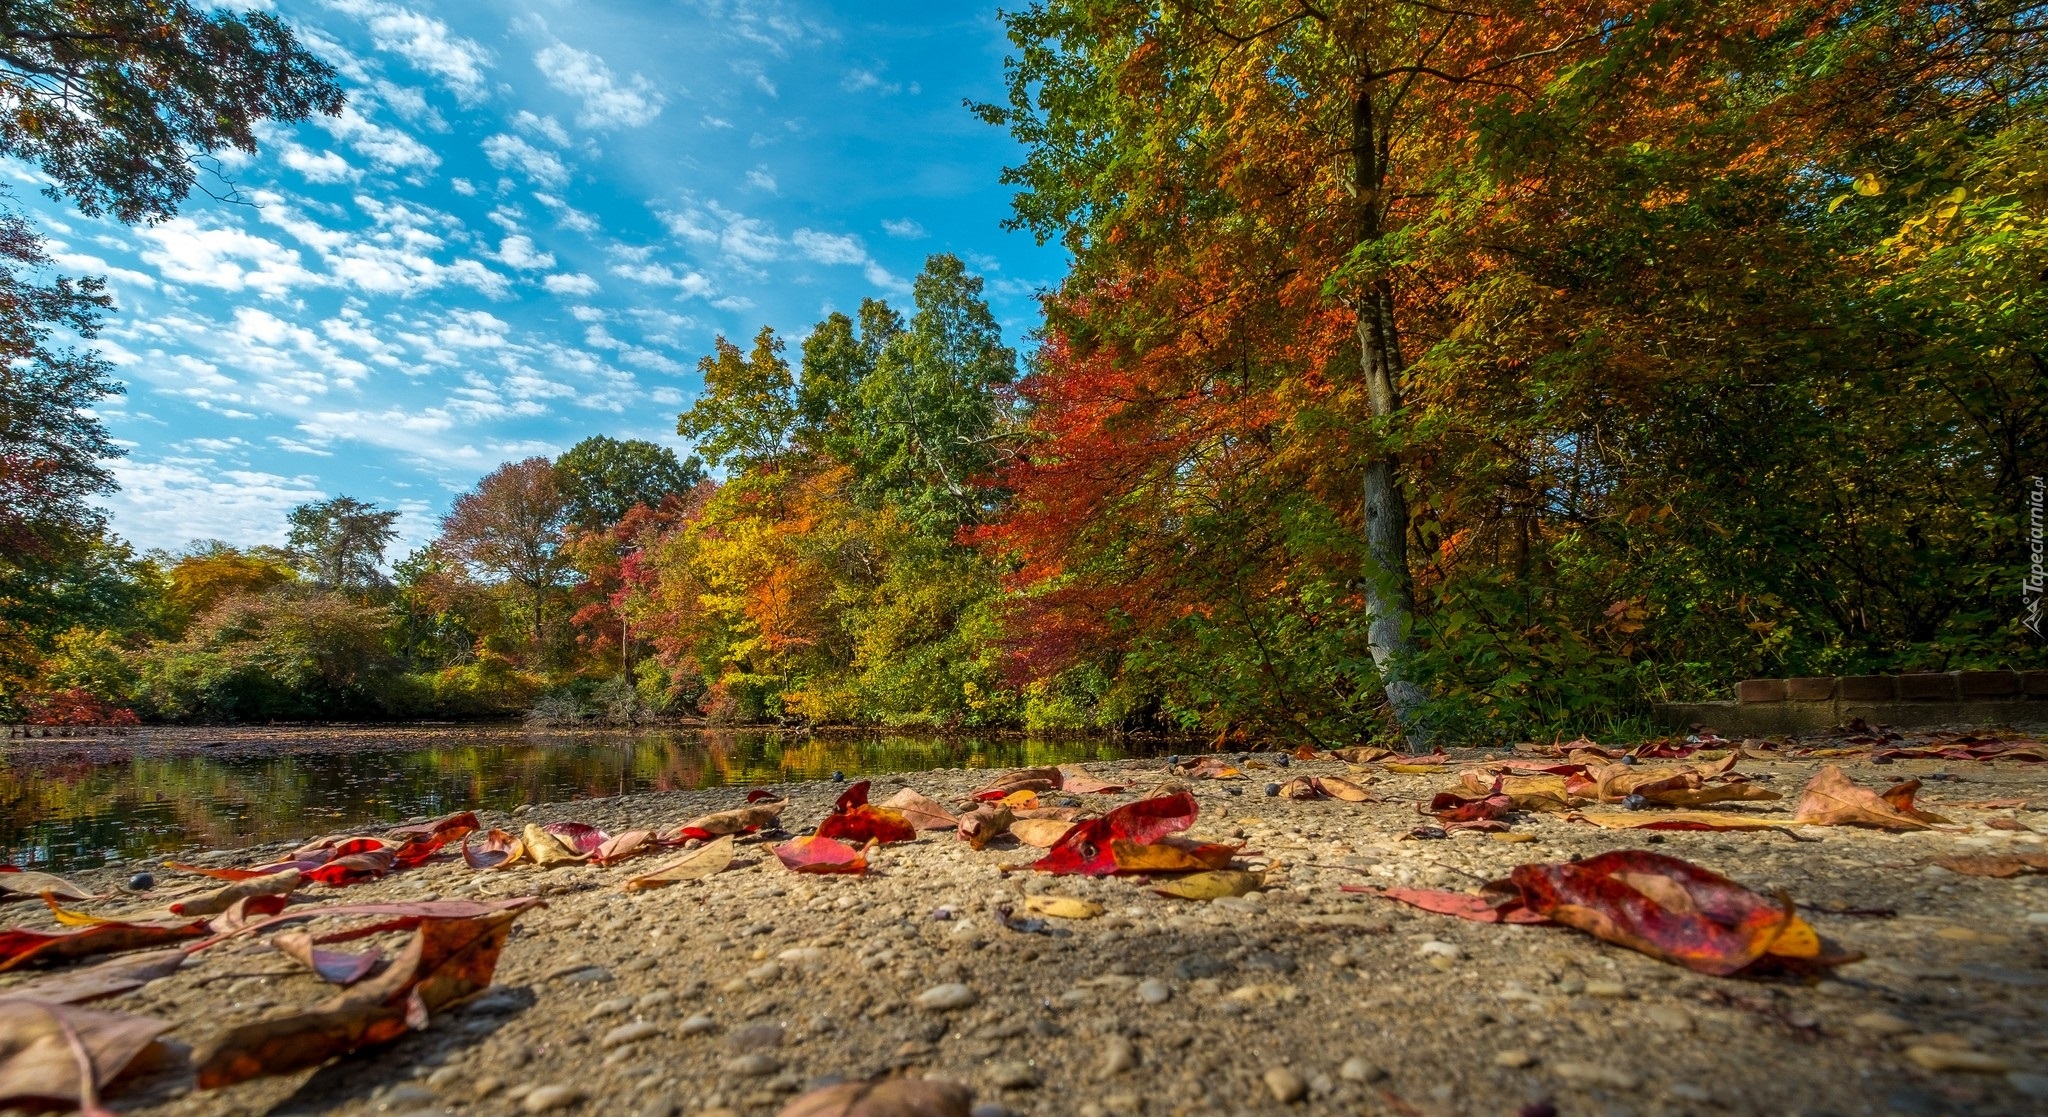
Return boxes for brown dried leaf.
[272,931,383,985]
[1007,819,1074,848]
[0,1000,169,1113]
[957,805,1013,850]
[0,951,186,1007]
[1928,853,2048,878]
[623,835,736,891]
[776,1076,972,1117]
[1792,765,1951,830]
[878,788,957,831]
[0,873,99,904]
[170,869,302,917]
[674,800,789,841]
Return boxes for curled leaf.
[1792,765,1951,830]
[1109,837,1237,874]
[1153,870,1265,900]
[1029,792,1199,876]
[0,873,98,904]
[272,931,382,985]
[593,830,655,865]
[956,804,1013,850]
[1007,819,1074,848]
[878,787,957,831]
[170,870,302,917]
[1570,810,1789,832]
[519,825,590,866]
[968,767,1062,801]
[1346,884,1549,924]
[0,999,170,1114]
[1021,895,1103,919]
[773,836,871,875]
[462,830,524,870]
[624,835,736,891]
[0,919,210,973]
[1056,768,1127,795]
[817,782,918,845]
[675,799,789,841]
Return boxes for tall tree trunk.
[1352,87,1429,748]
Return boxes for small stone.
[589,997,633,1019]
[1338,1057,1383,1082]
[381,1084,437,1108]
[1903,1046,2010,1073]
[680,1014,718,1035]
[916,983,979,1011]
[831,770,846,781]
[1416,940,1462,960]
[1494,1049,1534,1069]
[2008,1072,2048,1099]
[1328,951,1354,968]
[1265,783,1281,797]
[636,990,675,1012]
[602,1021,661,1048]
[1098,1036,1137,1077]
[989,1061,1040,1089]
[726,1023,785,1052]
[1666,1083,1713,1104]
[1550,1062,1640,1090]
[471,1076,503,1100]
[1644,1005,1693,1031]
[1244,951,1296,974]
[521,1084,584,1112]
[1583,980,1628,998]
[724,1053,782,1077]
[1173,954,1229,980]
[1263,1066,1307,1104]
[745,962,781,984]
[126,872,154,892]
[1136,979,1171,1005]
[426,1066,462,1091]
[1849,1011,1912,1036]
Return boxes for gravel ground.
[13,735,2048,1117]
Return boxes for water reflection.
[0,729,1154,871]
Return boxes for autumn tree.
[286,497,400,593]
[438,458,574,652]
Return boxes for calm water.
[0,728,1154,871]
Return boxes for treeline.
[5,1,2045,743]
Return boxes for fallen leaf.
[1331,747,1396,764]
[1029,792,1200,876]
[1344,885,1550,923]
[623,835,736,891]
[1509,850,1849,975]
[1007,819,1074,848]
[519,825,590,866]
[593,830,655,865]
[461,830,523,870]
[540,822,610,857]
[387,811,479,844]
[775,1075,972,1117]
[773,836,871,875]
[674,799,789,841]
[1570,810,1792,832]
[1021,895,1103,919]
[1792,766,1952,830]
[192,897,544,952]
[272,931,382,985]
[816,782,917,845]
[0,919,210,973]
[0,999,169,1114]
[0,951,186,1006]
[194,908,528,1088]
[300,847,398,887]
[878,788,957,830]
[1314,775,1373,802]
[1383,762,1446,775]
[956,804,1013,850]
[1427,783,1514,823]
[968,767,1062,801]
[1153,870,1265,899]
[1927,853,2048,878]
[1057,769,1127,795]
[1109,837,1237,873]
[0,873,98,904]
[169,870,302,917]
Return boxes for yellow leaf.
[1853,173,1884,196]
[521,824,588,866]
[1828,193,1852,214]
[1009,819,1075,848]
[623,835,735,891]
[1022,895,1103,920]
[998,790,1041,809]
[1766,914,1821,959]
[1152,870,1266,900]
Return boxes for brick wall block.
[1956,670,2018,698]
[1897,672,1959,701]
[1736,679,1787,704]
[2024,670,2048,697]
[1836,675,1898,702]
[1785,677,1835,701]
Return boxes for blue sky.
[9,0,1061,555]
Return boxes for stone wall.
[1654,671,2048,735]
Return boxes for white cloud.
[658,200,780,263]
[103,460,327,551]
[513,110,571,146]
[328,0,492,104]
[841,68,901,95]
[611,261,714,298]
[744,168,778,193]
[251,191,509,299]
[482,133,569,187]
[533,40,666,129]
[532,191,599,233]
[881,218,926,239]
[792,228,866,265]
[136,218,319,296]
[280,145,359,183]
[544,272,600,296]
[316,106,440,172]
[495,234,555,269]
[450,177,477,196]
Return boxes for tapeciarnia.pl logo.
[2028,476,2045,638]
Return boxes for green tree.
[0,0,344,223]
[286,497,400,593]
[554,436,705,532]
[676,327,799,474]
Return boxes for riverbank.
[11,731,2048,1117]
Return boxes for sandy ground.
[12,734,2048,1117]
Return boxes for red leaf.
[1029,792,1198,875]
[773,836,871,875]
[835,780,872,812]
[0,919,210,973]
[1345,884,1548,924]
[1057,768,1127,795]
[1509,850,1808,975]
[816,806,917,846]
[541,822,610,856]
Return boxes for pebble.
[1644,1004,1693,1031]
[2009,1072,2048,1098]
[1903,1046,2010,1073]
[744,962,781,984]
[1136,978,1171,1005]
[589,997,633,1019]
[1339,1057,1383,1082]
[916,983,979,1011]
[126,872,154,892]
[471,1076,503,1100]
[1263,1066,1307,1104]
[680,1014,718,1035]
[989,1061,1040,1089]
[1849,1010,1912,1035]
[1098,1036,1136,1077]
[1244,951,1296,974]
[1583,980,1628,998]
[636,990,675,1012]
[1494,1049,1534,1069]
[1550,1062,1640,1090]
[381,1084,437,1108]
[425,1066,462,1090]
[726,1023,785,1052]
[602,1021,661,1048]
[521,1084,584,1112]
[724,1053,782,1077]
[1416,940,1462,960]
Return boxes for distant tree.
[286,497,400,592]
[0,0,345,223]
[438,459,573,648]
[165,542,296,630]
[676,327,799,474]
[554,436,705,532]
